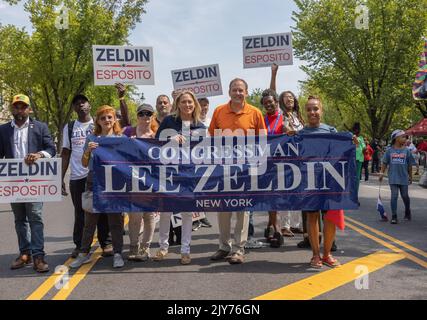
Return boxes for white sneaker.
[113,253,124,268]
[139,247,150,261]
[69,253,91,269]
[244,239,266,249]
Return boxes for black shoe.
[297,238,311,249]
[404,210,411,221]
[391,216,398,224]
[264,226,274,243]
[270,232,284,248]
[199,218,212,228]
[331,241,337,252]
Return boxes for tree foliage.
[293,0,427,139]
[0,0,148,148]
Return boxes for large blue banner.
[92,134,357,212]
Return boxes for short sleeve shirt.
[208,102,267,136]
[382,147,415,185]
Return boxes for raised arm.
[270,63,279,92]
[116,83,131,127]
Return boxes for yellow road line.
[253,251,404,300]
[26,237,98,301]
[52,214,129,300]
[52,248,103,300]
[26,214,129,300]
[26,257,74,300]
[346,216,427,259]
[346,222,427,269]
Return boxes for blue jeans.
[11,202,45,258]
[389,184,410,216]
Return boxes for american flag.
[377,195,388,221]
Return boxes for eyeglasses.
[99,115,114,121]
[138,111,153,117]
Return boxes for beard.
[13,114,28,122]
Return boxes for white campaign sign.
[171,64,222,98]
[0,158,62,203]
[171,212,206,228]
[243,32,293,69]
[93,45,155,85]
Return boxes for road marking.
[52,248,103,300]
[51,214,129,300]
[346,216,427,259]
[26,237,98,301]
[253,251,404,300]
[26,214,129,300]
[346,222,427,269]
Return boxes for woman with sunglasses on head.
[153,91,206,265]
[70,106,125,269]
[122,104,157,262]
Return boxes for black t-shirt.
[155,115,206,140]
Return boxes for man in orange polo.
[209,78,266,264]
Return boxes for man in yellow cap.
[0,94,56,273]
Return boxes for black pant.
[362,160,370,181]
[371,158,380,173]
[69,177,111,249]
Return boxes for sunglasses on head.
[99,115,114,121]
[138,111,153,117]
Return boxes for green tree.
[0,0,147,149]
[293,0,427,140]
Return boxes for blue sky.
[0,0,307,114]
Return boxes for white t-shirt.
[62,119,94,180]
[201,117,211,128]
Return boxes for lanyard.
[265,112,282,135]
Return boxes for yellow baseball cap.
[12,94,30,106]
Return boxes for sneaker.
[180,253,191,265]
[297,238,311,249]
[199,218,212,228]
[244,239,265,249]
[404,210,411,221]
[270,232,284,248]
[210,249,230,261]
[192,221,202,231]
[228,252,244,264]
[101,245,114,257]
[69,253,91,269]
[153,249,168,261]
[128,245,140,261]
[264,226,274,243]
[138,247,150,261]
[113,253,124,268]
[391,216,398,224]
[70,248,79,259]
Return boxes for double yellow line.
[345,216,427,269]
[27,214,129,300]
[254,216,427,300]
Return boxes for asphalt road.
[0,178,426,300]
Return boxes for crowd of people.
[0,64,420,274]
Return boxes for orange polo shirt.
[208,101,267,136]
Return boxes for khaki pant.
[217,212,249,254]
[128,212,155,249]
